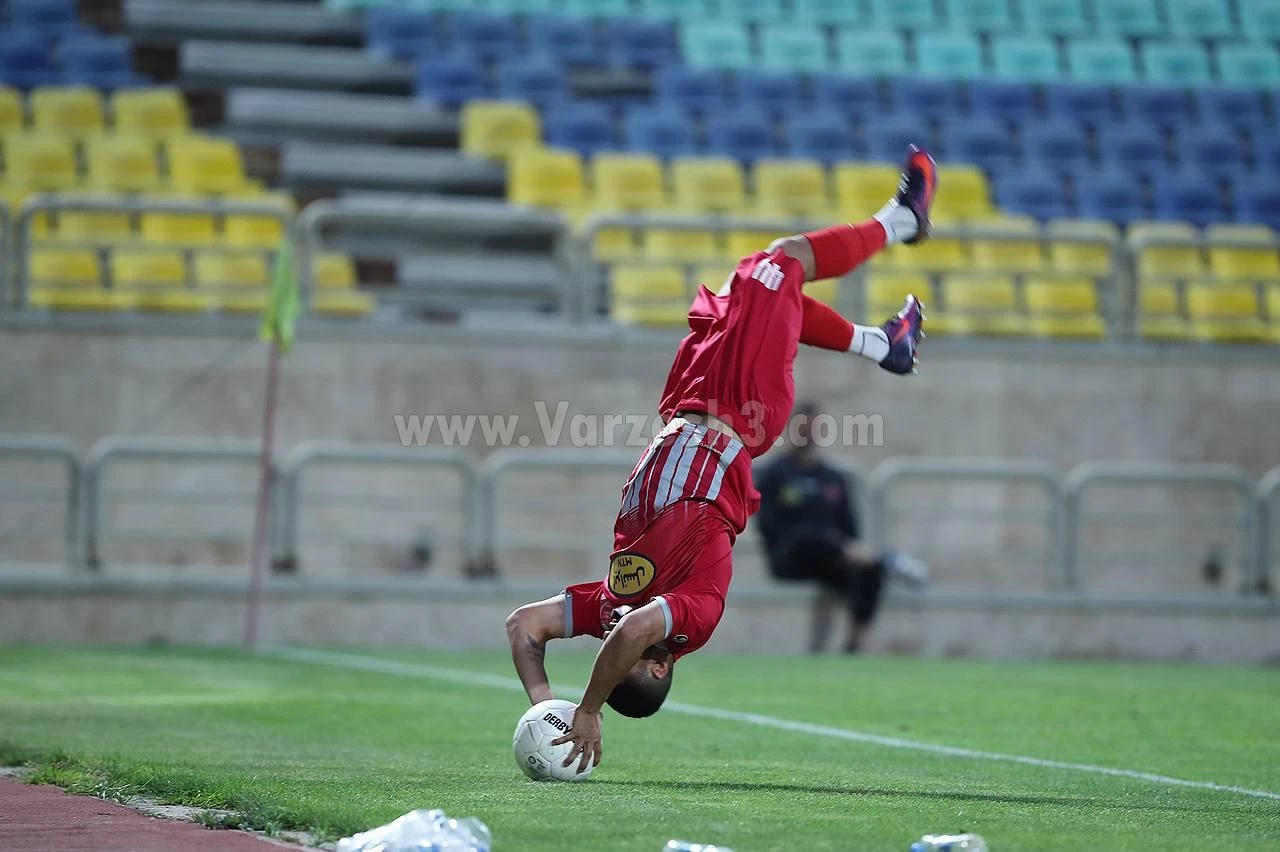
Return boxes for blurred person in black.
[755,401,926,654]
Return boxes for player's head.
[606,646,674,718]
[790,400,821,454]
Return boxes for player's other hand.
[552,706,603,773]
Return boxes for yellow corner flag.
[260,240,300,352]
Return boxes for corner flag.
[260,240,300,352]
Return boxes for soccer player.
[505,146,937,773]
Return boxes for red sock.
[800,295,854,352]
[803,220,887,280]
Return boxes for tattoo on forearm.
[524,634,545,662]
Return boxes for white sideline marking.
[261,646,1280,803]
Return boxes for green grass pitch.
[0,645,1276,851]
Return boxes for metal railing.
[1257,465,1280,593]
[0,435,81,567]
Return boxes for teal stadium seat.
[1165,0,1236,38]
[794,0,865,24]
[836,29,908,76]
[760,26,831,72]
[1020,0,1090,35]
[1067,38,1138,83]
[488,0,561,11]
[681,22,751,69]
[992,35,1062,81]
[916,31,987,79]
[718,0,787,20]
[1239,1,1280,42]
[638,0,713,19]
[871,0,939,28]
[945,0,1015,32]
[1217,44,1280,88]
[1141,42,1212,86]
[1095,0,1164,37]
[562,0,631,17]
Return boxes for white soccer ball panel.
[511,699,596,782]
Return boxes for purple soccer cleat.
[893,144,938,246]
[878,294,926,376]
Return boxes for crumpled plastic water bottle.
[336,808,492,852]
[664,841,735,851]
[910,833,987,852]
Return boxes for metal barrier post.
[1256,466,1280,594]
[0,435,82,568]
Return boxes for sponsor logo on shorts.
[674,634,689,645]
[609,553,656,597]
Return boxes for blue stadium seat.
[1234,185,1280,229]
[59,33,138,88]
[1153,171,1222,227]
[947,118,1017,172]
[368,8,435,60]
[545,101,616,155]
[760,26,832,73]
[1076,169,1145,222]
[1096,122,1167,176]
[0,31,56,88]
[528,17,601,67]
[416,54,491,108]
[992,35,1061,82]
[682,22,752,70]
[1166,0,1236,39]
[734,72,805,114]
[1141,41,1212,86]
[1177,126,1245,177]
[624,106,699,158]
[1066,38,1138,84]
[654,67,731,113]
[872,0,939,28]
[812,75,882,118]
[890,78,960,121]
[1095,0,1163,37]
[786,112,856,163]
[1197,88,1269,133]
[1216,44,1280,89]
[1021,0,1090,35]
[637,0,713,18]
[968,80,1039,123]
[1254,137,1280,174]
[497,57,566,110]
[606,19,678,69]
[794,0,865,24]
[835,29,908,76]
[1022,120,1091,171]
[1124,86,1192,130]
[864,115,933,162]
[451,13,520,62]
[705,108,780,163]
[1238,2,1280,44]
[727,0,789,21]
[915,31,985,79]
[945,0,1016,32]
[1044,82,1116,126]
[996,171,1069,220]
[10,0,78,36]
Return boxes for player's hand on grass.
[553,706,602,773]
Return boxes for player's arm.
[505,596,567,705]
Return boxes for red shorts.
[564,500,735,659]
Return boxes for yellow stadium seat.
[0,188,52,237]
[1130,222,1204,280]
[1047,219,1117,275]
[314,290,376,317]
[943,273,1023,336]
[3,133,77,189]
[507,147,583,209]
[692,262,734,293]
[752,158,831,220]
[28,286,136,311]
[969,215,1045,271]
[0,87,22,134]
[167,136,246,194]
[589,224,639,260]
[868,271,948,335]
[833,163,899,220]
[111,88,190,139]
[1186,282,1268,342]
[314,252,356,289]
[611,263,689,327]
[880,237,969,271]
[84,134,159,192]
[218,290,268,314]
[641,228,721,261]
[1137,281,1190,340]
[1267,286,1280,343]
[194,250,269,289]
[1023,276,1105,339]
[671,157,745,214]
[591,153,666,211]
[224,192,293,247]
[1203,225,1280,280]
[933,164,995,222]
[55,196,134,244]
[140,194,217,244]
[28,248,101,288]
[111,248,187,288]
[806,278,839,306]
[460,100,540,161]
[30,87,104,139]
[725,229,787,259]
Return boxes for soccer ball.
[512,699,596,782]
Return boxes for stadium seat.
[111,88,189,139]
[1131,221,1205,279]
[28,285,136,311]
[610,263,690,327]
[1238,1,1280,43]
[891,78,960,121]
[110,247,187,289]
[1076,169,1146,223]
[786,112,856,164]
[1022,120,1091,172]
[30,86,103,138]
[753,158,831,220]
[760,26,830,73]
[1044,82,1115,126]
[1096,0,1163,36]
[1024,276,1106,338]
[833,162,900,220]
[194,249,269,289]
[871,0,939,28]
[812,75,881,118]
[1255,137,1280,174]
[1137,281,1190,339]
[0,87,21,134]
[1020,0,1090,35]
[1123,86,1192,129]
[216,289,267,314]
[1235,186,1280,230]
[415,54,491,109]
[460,100,540,161]
[0,31,55,89]
[947,119,1017,173]
[654,68,730,113]
[968,80,1039,124]
[887,236,970,271]
[606,19,678,69]
[624,107,698,159]
[28,247,101,289]
[1153,173,1223,227]
[1141,42,1211,86]
[1096,123,1166,177]
[734,72,805,114]
[451,12,519,62]
[996,171,1069,221]
[642,228,721,262]
[60,34,137,89]
[529,17,600,67]
[992,35,1061,82]
[312,290,376,318]
[723,229,787,259]
[167,136,245,194]
[704,108,781,163]
[638,0,712,18]
[794,0,865,24]
[682,22,751,70]
[942,273,1023,335]
[545,102,616,156]
[496,60,565,111]
[1166,0,1235,38]
[672,156,746,213]
[3,132,76,189]
[1187,282,1268,342]
[945,0,1015,32]
[1066,39,1138,84]
[224,192,293,248]
[868,270,948,333]
[562,0,631,16]
[1195,88,1267,133]
[835,30,908,76]
[932,164,995,221]
[1206,226,1280,279]
[591,153,666,211]
[969,216,1046,271]
[140,204,217,245]
[1216,44,1280,89]
[1047,218,1117,274]
[720,0,788,21]
[11,0,78,34]
[314,253,357,290]
[915,32,985,80]
[507,147,584,209]
[863,115,932,163]
[84,134,159,192]
[1177,126,1245,178]
[367,8,435,60]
